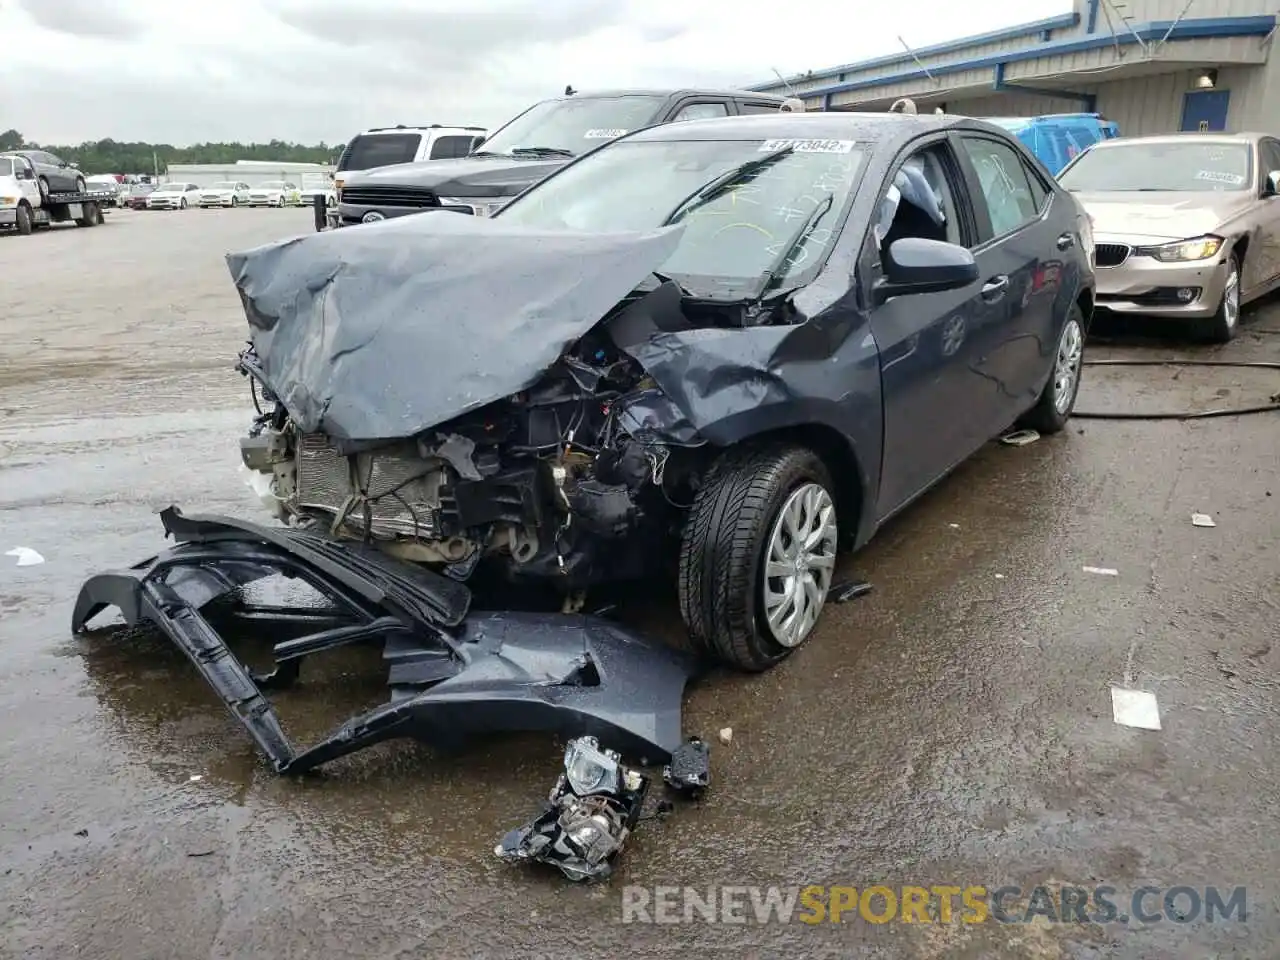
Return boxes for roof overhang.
[798,16,1275,109]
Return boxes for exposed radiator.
[295,433,439,537]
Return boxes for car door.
[43,152,72,190]
[15,156,41,205]
[866,135,1004,517]
[952,131,1066,425]
[1252,137,1280,292]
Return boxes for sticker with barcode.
[758,138,855,153]
[584,128,628,139]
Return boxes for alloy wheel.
[762,482,838,648]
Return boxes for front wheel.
[16,203,32,235]
[1018,303,1085,434]
[37,176,49,202]
[1203,253,1241,343]
[180,198,187,209]
[74,176,86,193]
[678,445,839,671]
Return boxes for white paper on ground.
[1083,565,1119,576]
[5,547,45,566]
[1111,687,1162,730]
[1191,513,1216,527]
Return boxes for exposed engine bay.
[237,306,700,591]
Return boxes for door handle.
[981,276,1009,300]
[1057,232,1075,250]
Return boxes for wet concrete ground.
[2,209,1278,959]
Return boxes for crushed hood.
[1073,190,1255,241]
[227,211,683,441]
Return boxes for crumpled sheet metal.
[226,212,684,442]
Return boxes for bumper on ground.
[72,506,695,774]
[1095,246,1230,318]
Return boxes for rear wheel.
[1018,303,1085,434]
[1203,253,1241,343]
[678,445,840,671]
[37,176,49,202]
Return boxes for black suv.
[336,88,794,225]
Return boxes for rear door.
[952,131,1068,427]
[1253,137,1280,293]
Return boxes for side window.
[430,135,475,159]
[958,136,1041,240]
[1259,139,1280,176]
[873,143,965,255]
[738,101,784,115]
[671,102,729,122]
[1020,155,1050,211]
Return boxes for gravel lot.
[2,207,1278,959]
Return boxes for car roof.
[624,111,964,145]
[1088,131,1265,147]
[549,88,788,103]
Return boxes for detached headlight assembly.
[563,736,622,796]
[1137,235,1224,262]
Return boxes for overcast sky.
[0,0,1072,146]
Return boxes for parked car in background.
[125,183,156,209]
[147,182,202,209]
[986,113,1119,175]
[1057,131,1280,341]
[0,149,87,200]
[199,181,252,208]
[299,176,335,208]
[247,181,302,207]
[335,88,794,226]
[235,111,1095,670]
[85,175,124,207]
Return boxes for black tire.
[37,176,49,202]
[180,198,187,209]
[1018,302,1086,434]
[74,176,86,193]
[678,444,839,671]
[16,203,32,235]
[1203,252,1241,343]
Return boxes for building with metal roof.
[750,0,1279,136]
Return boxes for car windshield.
[210,181,239,189]
[478,96,667,157]
[496,136,868,297]
[1059,141,1253,191]
[337,133,422,172]
[131,185,155,195]
[258,181,285,189]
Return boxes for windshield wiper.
[470,150,510,158]
[750,193,835,302]
[510,146,576,158]
[661,146,794,226]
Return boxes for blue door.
[1181,90,1230,132]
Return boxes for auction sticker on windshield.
[759,139,856,153]
[584,128,629,139]
[1194,169,1245,185]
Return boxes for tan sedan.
[1057,132,1280,341]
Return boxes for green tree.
[18,137,345,176]
[0,129,24,151]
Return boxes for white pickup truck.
[0,153,112,235]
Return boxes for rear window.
[338,133,424,172]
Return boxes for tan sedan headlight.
[1136,235,1224,262]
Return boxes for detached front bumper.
[72,507,695,774]
[1094,240,1229,318]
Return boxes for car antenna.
[564,84,576,96]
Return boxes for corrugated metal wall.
[1092,64,1276,134]
[1093,0,1268,22]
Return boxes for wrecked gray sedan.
[74,112,1094,772]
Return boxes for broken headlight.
[564,736,622,795]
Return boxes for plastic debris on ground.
[1000,429,1041,446]
[5,547,45,566]
[1083,565,1119,576]
[1111,687,1162,730]
[1191,513,1216,527]
[831,579,874,603]
[663,737,710,798]
[718,727,733,745]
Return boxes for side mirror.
[60,160,71,168]
[1265,170,1280,197]
[873,237,979,305]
